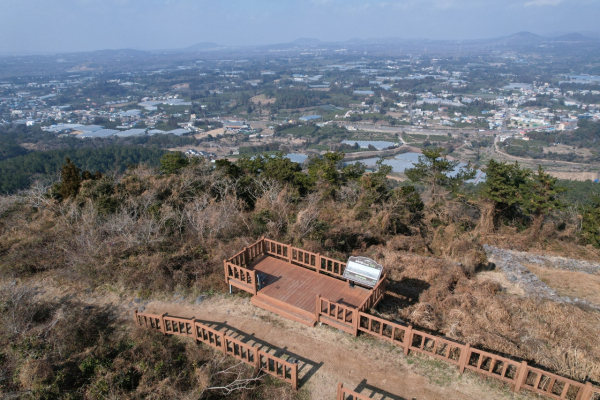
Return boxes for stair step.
[251,295,317,327]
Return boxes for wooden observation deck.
[223,238,386,334]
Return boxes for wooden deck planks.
[252,256,370,315]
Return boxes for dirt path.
[141,296,527,400]
[37,281,528,400]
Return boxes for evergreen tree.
[160,152,189,175]
[522,165,563,220]
[481,159,532,222]
[482,160,563,227]
[59,157,82,199]
[405,147,475,199]
[581,196,600,248]
[307,151,365,198]
[360,158,392,206]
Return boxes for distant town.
[2,35,600,192]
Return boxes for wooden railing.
[264,238,291,262]
[134,310,298,390]
[226,238,266,267]
[463,347,521,385]
[357,312,411,348]
[225,335,259,367]
[224,262,257,295]
[163,315,196,339]
[319,255,346,279]
[353,311,600,400]
[196,322,226,350]
[336,382,373,400]
[135,312,163,333]
[223,238,600,399]
[516,365,598,400]
[136,309,599,399]
[291,247,319,271]
[257,350,298,389]
[359,273,386,312]
[316,295,358,335]
[257,238,349,281]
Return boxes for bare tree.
[0,193,19,216]
[200,359,262,398]
[291,192,321,239]
[0,283,37,336]
[21,181,54,211]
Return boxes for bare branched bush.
[21,181,54,211]
[566,204,583,233]
[291,192,321,240]
[184,194,245,241]
[201,359,261,396]
[0,283,38,336]
[338,181,361,207]
[253,181,295,237]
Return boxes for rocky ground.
[483,245,600,310]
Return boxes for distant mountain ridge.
[552,33,599,42]
[184,42,222,51]
[291,38,321,45]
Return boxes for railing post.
[581,382,593,400]
[513,361,528,392]
[252,270,258,295]
[316,253,321,275]
[134,310,139,326]
[191,317,198,342]
[459,343,470,373]
[352,309,359,337]
[221,334,228,355]
[243,247,249,266]
[160,313,167,335]
[315,295,321,322]
[291,362,298,390]
[337,383,344,400]
[404,326,413,355]
[254,346,261,373]
[223,260,229,285]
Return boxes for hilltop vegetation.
[1,149,600,398]
[0,146,167,193]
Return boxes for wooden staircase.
[251,293,317,327]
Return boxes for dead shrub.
[376,245,600,383]
[18,359,52,389]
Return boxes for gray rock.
[195,295,205,305]
[483,245,599,310]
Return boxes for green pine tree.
[59,157,82,199]
[482,160,563,227]
[405,147,475,199]
[160,152,189,175]
[581,196,600,248]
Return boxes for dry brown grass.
[2,161,600,395]
[374,245,600,383]
[526,264,600,305]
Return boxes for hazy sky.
[0,0,599,54]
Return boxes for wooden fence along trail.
[222,237,600,400]
[134,310,298,389]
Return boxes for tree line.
[0,146,167,193]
